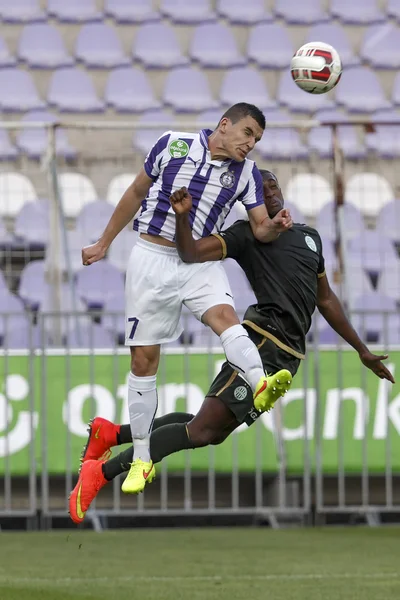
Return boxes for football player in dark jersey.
[69,170,394,524]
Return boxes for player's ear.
[219,117,228,133]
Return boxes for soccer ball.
[290,42,342,95]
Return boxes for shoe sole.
[254,369,292,412]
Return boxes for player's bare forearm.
[317,291,368,355]
[248,206,293,243]
[175,213,223,263]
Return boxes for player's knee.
[130,348,159,376]
[210,432,228,446]
[202,304,239,336]
[187,423,216,447]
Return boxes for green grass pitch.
[0,527,399,600]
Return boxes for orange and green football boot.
[69,459,108,524]
[80,417,120,464]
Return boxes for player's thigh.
[187,395,238,446]
[180,261,235,323]
[125,242,183,345]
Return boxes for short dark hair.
[220,103,266,130]
[259,169,279,185]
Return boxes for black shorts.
[206,328,301,426]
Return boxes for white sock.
[220,324,265,392]
[128,372,158,463]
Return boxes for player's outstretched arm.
[316,274,395,383]
[248,205,292,243]
[170,187,223,263]
[82,168,152,266]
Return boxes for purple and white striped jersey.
[134,128,264,242]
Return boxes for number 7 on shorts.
[128,317,139,339]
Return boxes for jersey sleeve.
[213,221,250,260]
[143,132,171,181]
[238,164,264,211]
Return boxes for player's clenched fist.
[82,240,107,266]
[170,187,193,214]
[272,208,292,233]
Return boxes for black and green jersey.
[214,221,326,359]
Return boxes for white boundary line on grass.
[0,573,399,585]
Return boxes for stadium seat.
[58,172,97,218]
[160,0,216,23]
[0,269,9,297]
[0,0,45,22]
[222,259,256,313]
[108,229,138,272]
[48,68,105,113]
[16,110,76,160]
[47,0,102,22]
[106,174,136,207]
[361,24,400,69]
[308,120,367,160]
[18,260,46,309]
[101,294,125,342]
[0,172,37,218]
[391,72,400,107]
[336,67,391,113]
[256,110,309,160]
[75,261,125,308]
[387,0,400,20]
[315,201,365,242]
[14,200,49,247]
[49,230,87,274]
[105,67,160,113]
[75,23,130,69]
[0,129,18,161]
[75,200,115,243]
[377,264,400,304]
[3,323,45,349]
[274,0,329,24]
[66,323,115,349]
[247,23,293,69]
[285,173,333,217]
[375,199,400,244]
[0,36,15,67]
[39,283,88,338]
[133,22,188,68]
[345,172,394,217]
[105,0,160,23]
[348,231,399,273]
[163,67,218,112]
[219,67,275,111]
[277,70,334,113]
[217,0,271,24]
[366,109,400,158]
[0,217,13,246]
[330,0,384,24]
[132,109,176,155]
[342,264,375,308]
[0,294,30,340]
[190,23,246,68]
[18,23,73,69]
[351,293,399,343]
[196,108,224,130]
[0,68,44,112]
[305,22,360,68]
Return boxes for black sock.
[103,422,195,481]
[117,412,195,444]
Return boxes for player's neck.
[207,131,230,161]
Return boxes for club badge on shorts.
[305,235,317,252]
[220,170,236,189]
[234,386,248,401]
[168,139,189,159]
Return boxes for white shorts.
[125,238,235,346]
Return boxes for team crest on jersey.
[220,170,236,189]
[168,139,189,159]
[234,386,248,401]
[305,235,317,252]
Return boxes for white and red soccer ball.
[290,42,342,95]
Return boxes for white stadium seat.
[106,173,136,207]
[345,172,393,217]
[58,172,97,218]
[0,172,37,217]
[285,173,333,217]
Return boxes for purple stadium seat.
[16,110,76,160]
[351,293,399,342]
[0,69,44,112]
[361,24,400,69]
[217,0,271,24]
[219,67,275,111]
[336,67,391,113]
[388,0,400,20]
[196,108,224,130]
[105,0,160,23]
[53,230,88,274]
[256,109,308,160]
[366,109,400,158]
[75,23,130,69]
[391,73,400,107]
[0,294,29,339]
[14,200,49,246]
[0,36,15,67]
[39,283,87,317]
[348,231,399,274]
[133,22,188,68]
[190,23,246,68]
[163,67,217,112]
[66,323,115,349]
[132,109,176,155]
[377,264,400,303]
[0,129,18,160]
[18,260,46,309]
[47,0,102,22]
[108,229,138,272]
[247,23,293,69]
[308,112,366,160]
[278,70,334,113]
[222,259,256,314]
[48,68,105,113]
[18,24,73,69]
[75,200,115,243]
[102,294,125,341]
[315,201,365,242]
[0,217,13,245]
[275,0,329,24]
[0,269,8,296]
[330,0,384,24]
[160,0,215,23]
[305,22,360,68]
[3,323,44,349]
[76,261,125,308]
[105,67,160,113]
[376,199,400,244]
[344,264,375,308]
[0,0,44,22]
